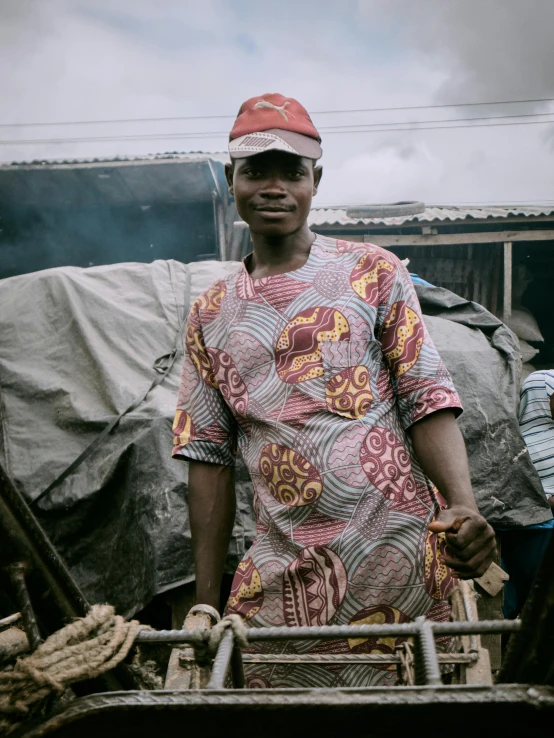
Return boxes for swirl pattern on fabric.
[259,443,322,506]
[381,300,425,377]
[360,426,417,502]
[412,386,460,422]
[425,530,454,601]
[350,251,395,306]
[348,605,411,670]
[207,348,249,416]
[326,365,373,418]
[275,307,350,383]
[186,324,218,388]
[283,546,347,626]
[226,557,264,620]
[195,280,226,315]
[172,409,195,449]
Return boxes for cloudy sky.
[2,0,554,206]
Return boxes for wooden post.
[503,242,512,323]
[491,244,500,316]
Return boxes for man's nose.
[259,177,287,197]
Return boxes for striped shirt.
[519,370,554,496]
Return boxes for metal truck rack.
[2,469,554,737]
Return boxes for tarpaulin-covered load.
[0,260,550,616]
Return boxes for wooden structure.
[308,205,554,365]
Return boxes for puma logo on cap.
[254,99,295,122]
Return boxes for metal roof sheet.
[308,205,554,227]
[1,151,229,169]
[0,154,227,207]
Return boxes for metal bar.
[5,562,41,650]
[242,653,477,665]
[413,617,442,686]
[0,471,90,620]
[207,629,235,689]
[0,612,21,630]
[135,619,521,645]
[248,620,521,640]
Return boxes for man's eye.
[244,169,262,178]
[288,170,304,179]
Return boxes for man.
[172,93,495,687]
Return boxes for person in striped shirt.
[520,370,554,504]
[500,370,554,618]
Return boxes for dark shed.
[0,152,233,279]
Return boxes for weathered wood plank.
[358,229,554,246]
[503,242,513,322]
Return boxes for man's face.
[226,151,322,238]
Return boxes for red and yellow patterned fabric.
[173,235,462,687]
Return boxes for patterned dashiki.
[519,370,554,497]
[173,235,463,688]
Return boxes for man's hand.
[428,506,496,579]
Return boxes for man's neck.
[247,224,315,279]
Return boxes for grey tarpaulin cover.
[415,284,550,528]
[0,261,550,616]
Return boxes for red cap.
[229,93,322,160]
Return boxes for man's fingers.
[428,516,470,535]
[445,517,493,551]
[444,531,497,562]
[429,510,496,579]
[444,535,496,566]
[428,520,450,534]
[442,539,496,577]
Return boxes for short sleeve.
[172,302,237,466]
[375,249,463,429]
[545,372,554,399]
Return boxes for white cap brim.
[229,128,322,160]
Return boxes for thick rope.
[189,614,249,667]
[208,614,249,653]
[0,604,142,735]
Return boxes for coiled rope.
[0,604,143,734]
[0,604,248,733]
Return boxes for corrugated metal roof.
[308,205,554,227]
[1,151,229,169]
[0,154,226,207]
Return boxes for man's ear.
[313,165,323,194]
[225,163,234,193]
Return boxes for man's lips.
[253,205,294,212]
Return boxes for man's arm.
[188,460,236,610]
[408,409,496,579]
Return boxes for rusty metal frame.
[137,618,521,690]
[18,685,554,738]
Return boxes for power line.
[323,118,554,136]
[323,118,554,135]
[321,110,554,131]
[1,114,554,145]
[1,97,553,129]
